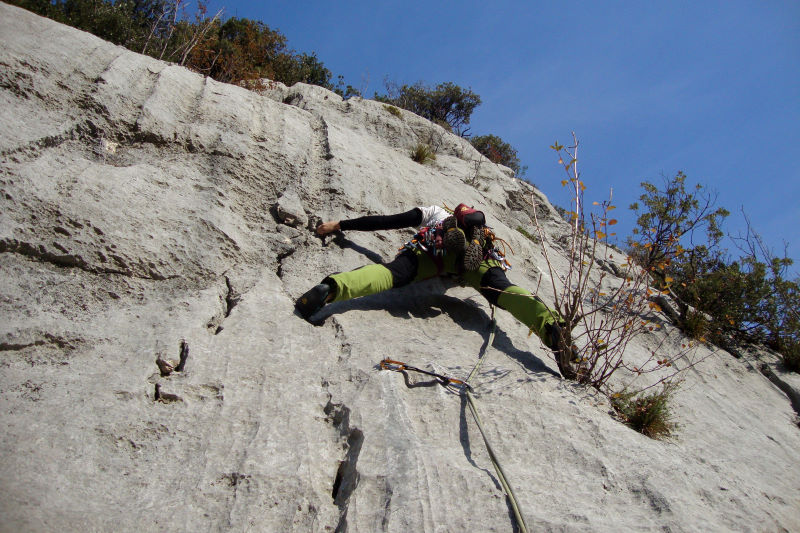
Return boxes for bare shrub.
[527,134,709,394]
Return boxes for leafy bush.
[669,249,770,344]
[628,172,729,273]
[182,17,282,84]
[470,134,526,178]
[731,222,800,353]
[11,0,158,47]
[680,309,708,341]
[181,17,338,88]
[628,174,800,367]
[783,343,800,373]
[376,81,481,136]
[611,385,676,439]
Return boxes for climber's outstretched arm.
[316,208,423,235]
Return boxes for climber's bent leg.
[477,266,513,306]
[496,285,558,340]
[325,250,419,302]
[462,264,560,341]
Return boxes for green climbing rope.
[462,307,529,533]
[379,306,529,533]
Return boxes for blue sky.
[209,1,798,268]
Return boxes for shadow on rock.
[328,232,385,264]
[316,280,559,379]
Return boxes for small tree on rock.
[376,81,481,136]
[628,172,729,274]
[470,134,527,178]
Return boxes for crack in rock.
[1,332,83,367]
[280,96,335,181]
[331,318,352,362]
[312,116,335,162]
[275,248,294,279]
[0,333,74,352]
[207,274,241,335]
[223,276,240,318]
[0,238,176,280]
[154,383,182,403]
[324,398,364,533]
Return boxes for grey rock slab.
[276,188,309,228]
[1,4,799,532]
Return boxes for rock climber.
[295,204,577,379]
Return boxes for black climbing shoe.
[295,282,333,320]
[545,321,578,380]
[463,225,485,271]
[442,216,466,253]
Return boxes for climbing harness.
[401,222,449,256]
[379,306,529,533]
[401,205,514,273]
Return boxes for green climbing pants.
[325,249,560,343]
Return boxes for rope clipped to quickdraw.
[379,359,471,391]
[379,306,529,533]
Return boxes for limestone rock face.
[1,4,799,532]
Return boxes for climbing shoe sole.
[463,225,485,271]
[442,216,466,253]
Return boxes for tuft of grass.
[410,143,436,164]
[611,384,676,439]
[383,104,402,117]
[516,226,539,243]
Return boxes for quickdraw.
[379,359,471,391]
[481,227,513,270]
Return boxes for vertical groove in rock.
[223,275,240,318]
[324,399,364,533]
[207,273,241,335]
[280,93,336,208]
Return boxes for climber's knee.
[496,285,560,340]
[326,263,395,302]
